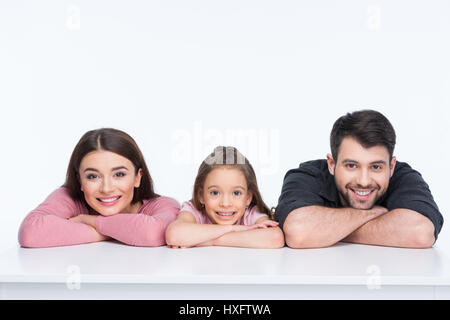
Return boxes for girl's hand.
[253,220,279,229]
[230,224,259,232]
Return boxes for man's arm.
[283,205,387,249]
[342,208,435,248]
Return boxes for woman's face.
[199,167,253,225]
[79,150,142,216]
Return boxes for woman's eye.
[115,172,126,178]
[87,174,98,180]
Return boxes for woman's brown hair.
[63,128,158,207]
[191,146,274,219]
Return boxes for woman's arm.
[18,188,106,248]
[165,211,257,248]
[92,197,180,247]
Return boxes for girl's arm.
[165,211,257,248]
[209,217,285,249]
[18,188,107,248]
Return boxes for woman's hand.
[69,214,98,228]
[69,214,110,242]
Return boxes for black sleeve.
[275,167,326,230]
[384,165,444,240]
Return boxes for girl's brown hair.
[191,146,274,219]
[63,128,158,207]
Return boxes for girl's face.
[199,167,253,225]
[79,150,142,216]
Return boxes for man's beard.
[336,181,385,210]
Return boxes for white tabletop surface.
[1,240,450,287]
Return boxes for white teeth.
[217,212,235,216]
[99,197,120,202]
[355,191,370,196]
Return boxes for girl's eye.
[210,191,219,196]
[87,174,98,180]
[114,172,126,178]
[233,191,242,196]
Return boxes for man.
[275,110,443,248]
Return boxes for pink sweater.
[18,187,180,248]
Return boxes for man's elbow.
[410,219,436,248]
[283,219,332,249]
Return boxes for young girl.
[165,146,285,249]
[18,128,179,248]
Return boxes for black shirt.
[275,159,443,240]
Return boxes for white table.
[1,241,450,299]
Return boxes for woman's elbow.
[18,226,40,248]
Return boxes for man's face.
[327,137,396,210]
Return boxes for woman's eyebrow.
[112,166,129,171]
[83,166,129,173]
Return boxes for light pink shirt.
[179,201,268,225]
[18,187,180,248]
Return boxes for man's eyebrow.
[341,159,387,165]
[83,166,129,173]
[341,159,359,164]
[370,160,387,165]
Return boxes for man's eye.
[372,165,382,170]
[346,164,357,169]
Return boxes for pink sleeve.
[179,201,204,224]
[18,187,96,248]
[95,196,180,247]
[245,206,269,225]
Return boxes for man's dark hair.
[330,109,396,161]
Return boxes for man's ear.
[326,153,336,176]
[390,156,397,178]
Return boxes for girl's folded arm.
[212,217,285,249]
[165,211,236,248]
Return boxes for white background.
[1,0,449,251]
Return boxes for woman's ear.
[134,168,143,188]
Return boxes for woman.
[18,128,179,248]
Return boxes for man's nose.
[356,168,371,187]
